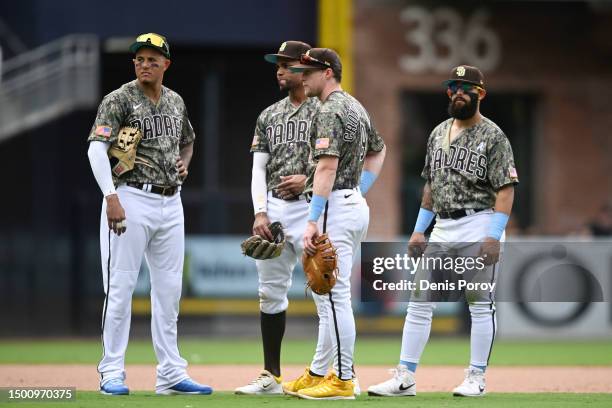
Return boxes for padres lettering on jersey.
[266,119,310,147]
[88,80,195,186]
[129,114,185,141]
[422,117,519,213]
[309,91,385,191]
[430,145,488,180]
[251,97,320,189]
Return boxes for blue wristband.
[414,208,435,233]
[360,170,377,195]
[308,195,328,222]
[487,212,509,240]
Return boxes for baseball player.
[367,65,518,397]
[87,33,211,396]
[235,40,322,395]
[283,48,386,400]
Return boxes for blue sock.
[471,364,486,372]
[399,360,418,373]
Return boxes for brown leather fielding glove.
[302,233,338,295]
[241,222,285,259]
[108,127,142,177]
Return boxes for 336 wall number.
[399,6,501,74]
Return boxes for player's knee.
[313,294,329,313]
[106,296,132,317]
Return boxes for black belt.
[127,182,178,196]
[271,190,304,201]
[438,208,488,220]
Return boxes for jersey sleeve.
[366,120,385,153]
[487,132,519,190]
[250,112,269,153]
[88,94,126,143]
[180,103,196,145]
[420,133,434,181]
[311,110,342,159]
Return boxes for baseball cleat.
[353,376,361,396]
[297,373,355,400]
[367,364,416,397]
[453,367,486,397]
[235,370,283,395]
[100,378,129,395]
[157,378,213,395]
[282,367,325,396]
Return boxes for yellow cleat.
[282,368,325,396]
[297,373,355,400]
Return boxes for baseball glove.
[302,233,338,295]
[241,222,285,259]
[108,127,142,177]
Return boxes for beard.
[448,92,479,119]
[279,77,300,92]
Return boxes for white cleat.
[235,370,283,395]
[453,367,486,397]
[367,365,416,397]
[353,376,361,396]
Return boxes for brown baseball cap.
[289,48,342,79]
[264,41,312,63]
[443,65,485,88]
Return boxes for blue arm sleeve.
[487,212,510,240]
[359,170,377,195]
[414,208,435,233]
[308,195,328,222]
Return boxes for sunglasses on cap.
[448,82,483,94]
[300,53,331,68]
[136,33,167,49]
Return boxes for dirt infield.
[2,364,612,393]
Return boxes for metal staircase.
[0,34,99,142]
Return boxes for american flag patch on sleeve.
[315,137,330,149]
[95,125,112,139]
[509,167,518,178]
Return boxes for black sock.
[261,311,286,378]
[309,369,324,377]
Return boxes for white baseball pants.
[97,184,189,391]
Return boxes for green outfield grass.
[0,338,611,366]
[3,392,612,408]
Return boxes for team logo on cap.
[457,66,466,76]
[279,42,287,52]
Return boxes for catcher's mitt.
[108,127,142,177]
[302,233,338,295]
[241,222,285,259]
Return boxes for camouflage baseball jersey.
[250,96,320,189]
[421,116,519,213]
[308,91,385,191]
[88,80,195,186]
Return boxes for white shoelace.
[465,369,482,384]
[251,373,271,385]
[388,367,408,381]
